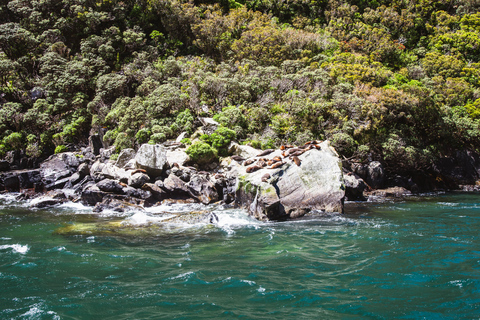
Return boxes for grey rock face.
[135,144,167,177]
[235,141,345,221]
[115,148,136,168]
[166,149,190,167]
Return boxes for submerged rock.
[235,141,345,221]
[92,197,144,213]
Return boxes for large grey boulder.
[135,144,167,177]
[234,141,345,221]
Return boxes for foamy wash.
[1,192,479,319]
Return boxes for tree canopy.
[1,0,480,174]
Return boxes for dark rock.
[89,134,104,156]
[187,174,219,204]
[142,183,166,203]
[30,198,66,208]
[4,175,20,192]
[96,179,124,194]
[45,176,71,190]
[16,170,42,189]
[71,176,93,194]
[67,172,82,187]
[81,185,108,206]
[128,172,150,188]
[344,172,367,201]
[122,186,151,200]
[47,190,67,199]
[163,174,189,195]
[366,161,385,189]
[434,150,480,187]
[40,154,77,185]
[77,163,90,177]
[0,160,10,172]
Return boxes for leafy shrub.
[331,132,356,157]
[186,141,218,165]
[114,132,133,153]
[135,128,151,144]
[174,109,195,134]
[149,133,167,144]
[54,145,68,154]
[3,132,23,151]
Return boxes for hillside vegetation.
[1,0,480,174]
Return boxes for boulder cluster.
[0,143,236,214]
[2,134,479,222]
[232,140,345,220]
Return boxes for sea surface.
[0,192,479,319]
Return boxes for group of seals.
[233,140,323,174]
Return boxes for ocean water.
[0,192,479,319]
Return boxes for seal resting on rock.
[232,155,245,162]
[244,159,255,166]
[269,161,284,169]
[246,165,262,173]
[261,173,271,182]
[291,155,301,166]
[256,149,275,157]
[257,160,267,167]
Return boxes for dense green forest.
[1,0,480,174]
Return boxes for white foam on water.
[240,279,256,286]
[145,202,209,214]
[18,303,60,320]
[168,271,195,281]
[58,201,91,212]
[0,244,29,254]
[122,212,176,226]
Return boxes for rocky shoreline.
[1,136,480,224]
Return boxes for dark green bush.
[186,141,218,165]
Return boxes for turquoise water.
[1,193,480,319]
